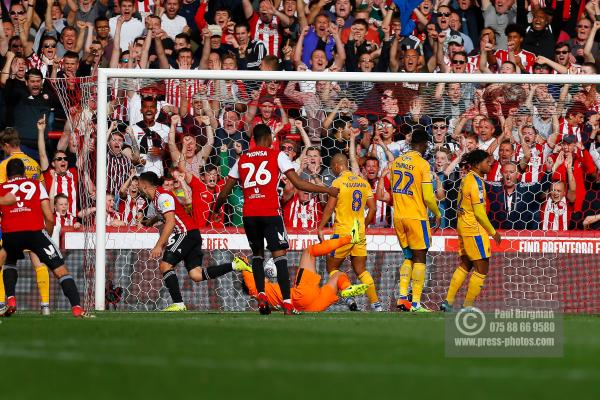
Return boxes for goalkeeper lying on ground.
[241,220,369,312]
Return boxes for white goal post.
[94,69,600,311]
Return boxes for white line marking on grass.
[0,346,596,382]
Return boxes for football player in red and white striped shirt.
[541,179,576,231]
[138,171,251,311]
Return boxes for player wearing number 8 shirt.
[318,153,380,311]
[213,124,338,315]
[389,129,441,313]
[0,158,89,317]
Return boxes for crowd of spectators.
[2,0,600,234]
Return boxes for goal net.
[35,70,600,313]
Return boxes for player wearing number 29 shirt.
[0,158,88,317]
[213,124,338,315]
[138,168,252,312]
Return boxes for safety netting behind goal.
[37,74,600,312]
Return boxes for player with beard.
[138,171,251,311]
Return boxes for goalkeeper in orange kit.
[241,220,368,312]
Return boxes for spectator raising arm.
[153,28,171,69]
[584,21,600,63]
[199,28,212,69]
[330,24,346,70]
[119,168,138,199]
[242,0,254,20]
[535,55,567,74]
[1,51,16,87]
[138,32,153,69]
[296,0,308,30]
[564,153,577,204]
[37,115,50,171]
[110,16,125,68]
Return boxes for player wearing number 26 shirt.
[0,158,88,317]
[214,124,338,316]
[388,130,441,312]
[317,153,380,311]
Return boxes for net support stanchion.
[95,70,108,311]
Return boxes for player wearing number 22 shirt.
[214,124,338,315]
[388,129,441,313]
[0,158,88,317]
[317,153,381,312]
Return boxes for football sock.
[2,265,18,298]
[35,265,50,305]
[411,262,426,306]
[337,272,351,291]
[308,236,351,257]
[0,268,5,303]
[446,266,469,306]
[358,271,378,304]
[273,256,291,301]
[201,263,233,280]
[251,256,265,293]
[464,271,486,307]
[58,275,80,307]
[162,270,183,304]
[399,259,413,298]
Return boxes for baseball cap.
[561,135,577,144]
[448,31,464,45]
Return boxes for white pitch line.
[0,346,596,382]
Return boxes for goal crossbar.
[95,68,600,310]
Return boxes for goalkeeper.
[240,221,368,312]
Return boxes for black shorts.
[3,230,65,270]
[162,229,204,271]
[243,216,289,253]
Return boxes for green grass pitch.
[0,312,598,399]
